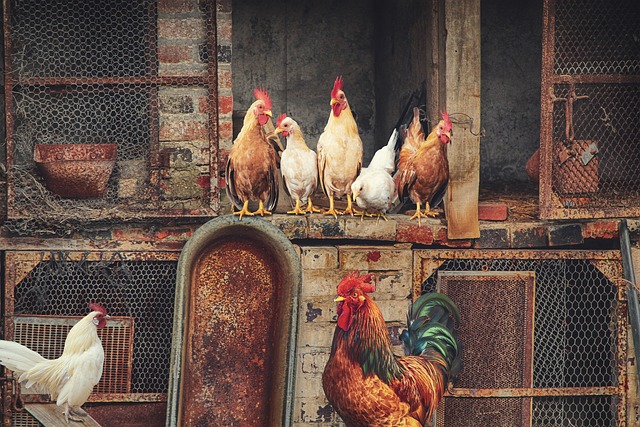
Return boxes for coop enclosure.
[1,251,178,427]
[415,250,628,427]
[539,0,640,219]
[2,0,219,232]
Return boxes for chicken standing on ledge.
[275,114,320,215]
[395,108,452,226]
[323,271,461,427]
[226,87,279,219]
[317,76,364,218]
[0,303,109,423]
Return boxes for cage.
[1,251,179,427]
[539,0,640,219]
[3,0,219,234]
[415,250,628,427]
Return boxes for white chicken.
[351,130,398,222]
[274,114,319,215]
[0,303,109,423]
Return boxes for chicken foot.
[252,200,272,216]
[304,198,321,214]
[233,200,254,219]
[342,194,363,216]
[322,195,341,219]
[287,199,307,215]
[408,202,437,226]
[63,403,86,423]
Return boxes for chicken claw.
[287,199,307,215]
[252,200,272,216]
[304,198,321,214]
[408,202,437,226]
[342,194,362,216]
[323,196,340,219]
[233,200,254,219]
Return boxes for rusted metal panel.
[449,387,619,397]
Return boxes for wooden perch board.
[26,404,102,427]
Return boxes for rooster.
[323,271,461,427]
[351,131,398,222]
[0,303,109,423]
[226,87,279,218]
[317,76,363,218]
[274,114,320,215]
[395,108,452,225]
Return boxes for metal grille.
[437,397,529,427]
[13,315,134,395]
[417,250,626,426]
[539,0,640,218]
[11,411,40,427]
[4,0,218,233]
[5,252,178,397]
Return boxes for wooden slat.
[26,403,102,427]
[443,0,481,239]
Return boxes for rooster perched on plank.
[323,271,461,427]
[226,87,279,218]
[0,303,109,423]
[395,108,452,225]
[317,76,364,218]
[274,114,320,215]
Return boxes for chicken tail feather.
[0,340,47,375]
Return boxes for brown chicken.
[322,271,461,427]
[225,87,279,218]
[317,76,363,218]
[395,108,452,225]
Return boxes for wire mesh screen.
[420,254,624,426]
[4,0,218,232]
[540,0,640,218]
[436,397,529,427]
[10,253,177,396]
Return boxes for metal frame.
[414,249,628,426]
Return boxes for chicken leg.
[408,201,437,226]
[287,199,306,215]
[342,194,362,216]
[305,198,321,214]
[323,195,341,218]
[252,200,272,216]
[233,200,254,219]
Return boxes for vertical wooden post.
[443,0,481,239]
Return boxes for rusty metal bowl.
[34,143,117,198]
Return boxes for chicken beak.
[105,315,111,320]
[265,110,272,117]
[352,191,360,201]
[335,296,346,302]
[274,127,282,135]
[330,98,339,106]
[445,132,451,143]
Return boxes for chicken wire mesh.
[540,0,640,219]
[421,255,624,426]
[3,0,218,233]
[7,252,177,396]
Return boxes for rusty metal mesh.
[422,258,620,424]
[11,411,40,427]
[532,396,617,427]
[436,397,529,427]
[554,0,640,75]
[4,0,216,234]
[12,253,177,395]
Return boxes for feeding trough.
[34,143,117,198]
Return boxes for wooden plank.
[26,403,102,427]
[443,0,481,239]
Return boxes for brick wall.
[295,245,414,426]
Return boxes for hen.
[395,108,452,225]
[323,271,461,427]
[317,76,363,218]
[274,114,320,215]
[226,87,279,218]
[351,131,398,222]
[0,303,109,423]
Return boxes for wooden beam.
[26,403,102,427]
[443,0,481,239]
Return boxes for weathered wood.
[443,0,481,239]
[26,403,102,427]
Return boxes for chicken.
[351,131,398,222]
[317,76,364,218]
[395,108,452,225]
[226,87,279,218]
[323,271,461,427]
[274,114,320,215]
[0,303,109,423]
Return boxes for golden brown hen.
[395,108,452,225]
[322,271,461,427]
[225,88,279,218]
[317,76,364,218]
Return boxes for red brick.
[218,95,233,115]
[217,17,232,43]
[197,95,211,114]
[158,19,206,40]
[582,220,619,240]
[396,223,434,245]
[218,69,232,90]
[511,224,547,248]
[158,45,192,64]
[478,202,508,221]
[434,227,473,248]
[218,120,233,140]
[160,120,208,141]
[158,0,194,13]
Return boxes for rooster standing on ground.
[226,87,279,219]
[395,108,452,225]
[274,114,320,215]
[323,271,461,427]
[0,303,109,423]
[317,76,364,218]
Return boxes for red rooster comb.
[331,76,344,99]
[441,110,452,132]
[88,303,107,315]
[275,113,287,128]
[253,87,272,110]
[337,270,375,295]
